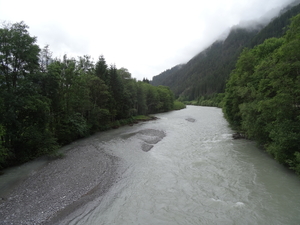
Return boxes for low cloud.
[0,0,297,80]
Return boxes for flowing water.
[62,106,300,225]
[2,106,300,224]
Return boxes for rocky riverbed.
[0,127,166,225]
[0,141,122,225]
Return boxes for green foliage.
[0,125,9,169]
[288,152,300,176]
[182,93,224,108]
[173,101,186,110]
[139,82,174,114]
[195,93,225,108]
[133,115,153,121]
[157,86,174,112]
[151,2,300,102]
[0,21,58,166]
[223,14,300,174]
[0,22,177,169]
[152,28,260,100]
[250,3,300,47]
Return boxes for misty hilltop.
[151,1,300,101]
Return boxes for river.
[1,106,300,224]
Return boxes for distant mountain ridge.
[151,1,300,100]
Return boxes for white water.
[60,106,300,225]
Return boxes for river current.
[2,106,300,224]
[62,106,300,225]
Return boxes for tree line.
[223,14,300,175]
[151,2,300,102]
[0,22,175,169]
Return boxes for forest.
[0,22,178,169]
[152,2,300,175]
[223,14,300,175]
[151,2,300,103]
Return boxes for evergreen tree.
[0,21,56,163]
[0,22,178,169]
[95,55,109,85]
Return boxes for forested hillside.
[0,22,175,169]
[152,2,300,175]
[152,28,260,100]
[223,14,300,174]
[151,2,300,102]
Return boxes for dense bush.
[0,22,174,169]
[223,15,300,174]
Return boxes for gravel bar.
[0,141,121,225]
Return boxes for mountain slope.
[151,2,300,100]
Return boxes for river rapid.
[1,106,300,224]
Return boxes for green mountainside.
[151,2,300,101]
[222,13,300,175]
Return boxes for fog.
[0,0,297,80]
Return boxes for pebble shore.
[0,125,166,225]
[0,142,121,225]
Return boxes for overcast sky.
[0,0,297,80]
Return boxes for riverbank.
[0,117,164,224]
[0,139,122,224]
